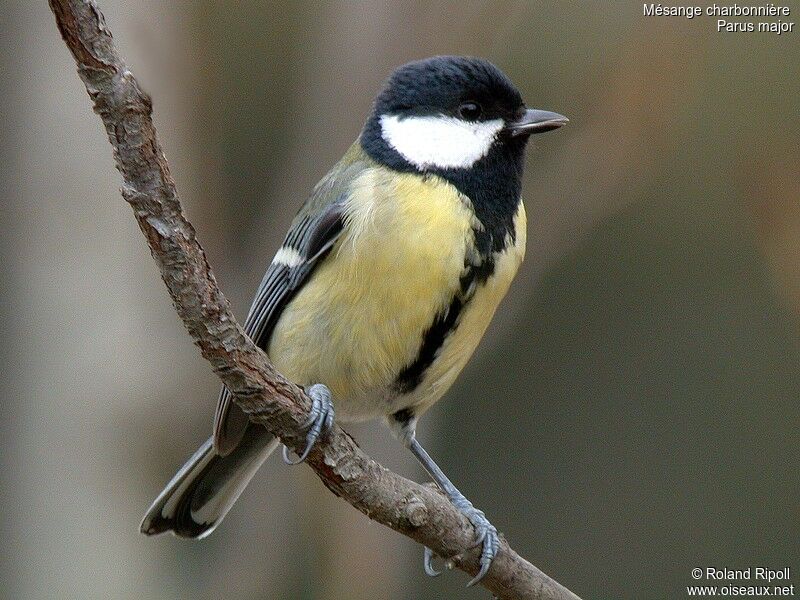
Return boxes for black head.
[373,55,524,128]
[361,56,567,259]
[361,56,567,174]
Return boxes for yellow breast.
[267,167,526,422]
[268,168,471,420]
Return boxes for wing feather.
[213,201,345,455]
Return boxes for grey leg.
[281,383,335,464]
[408,437,500,586]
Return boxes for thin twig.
[48,2,582,598]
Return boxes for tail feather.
[140,426,278,538]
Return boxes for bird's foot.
[282,383,334,464]
[424,493,499,586]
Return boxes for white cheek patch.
[380,114,504,170]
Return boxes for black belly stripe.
[392,248,494,395]
[390,178,521,395]
[393,294,464,395]
[391,407,415,427]
[362,135,525,395]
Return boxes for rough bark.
[48,2,583,598]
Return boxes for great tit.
[141,55,567,584]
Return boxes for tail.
[140,426,278,538]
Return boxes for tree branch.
[48,2,583,598]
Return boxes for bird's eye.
[458,102,482,121]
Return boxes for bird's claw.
[463,507,498,586]
[422,496,498,586]
[423,546,442,577]
[282,383,334,465]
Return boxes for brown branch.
[48,2,583,599]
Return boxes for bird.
[140,55,567,585]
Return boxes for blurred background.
[1,1,798,598]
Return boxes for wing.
[211,143,373,456]
[213,200,345,455]
[242,202,345,346]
